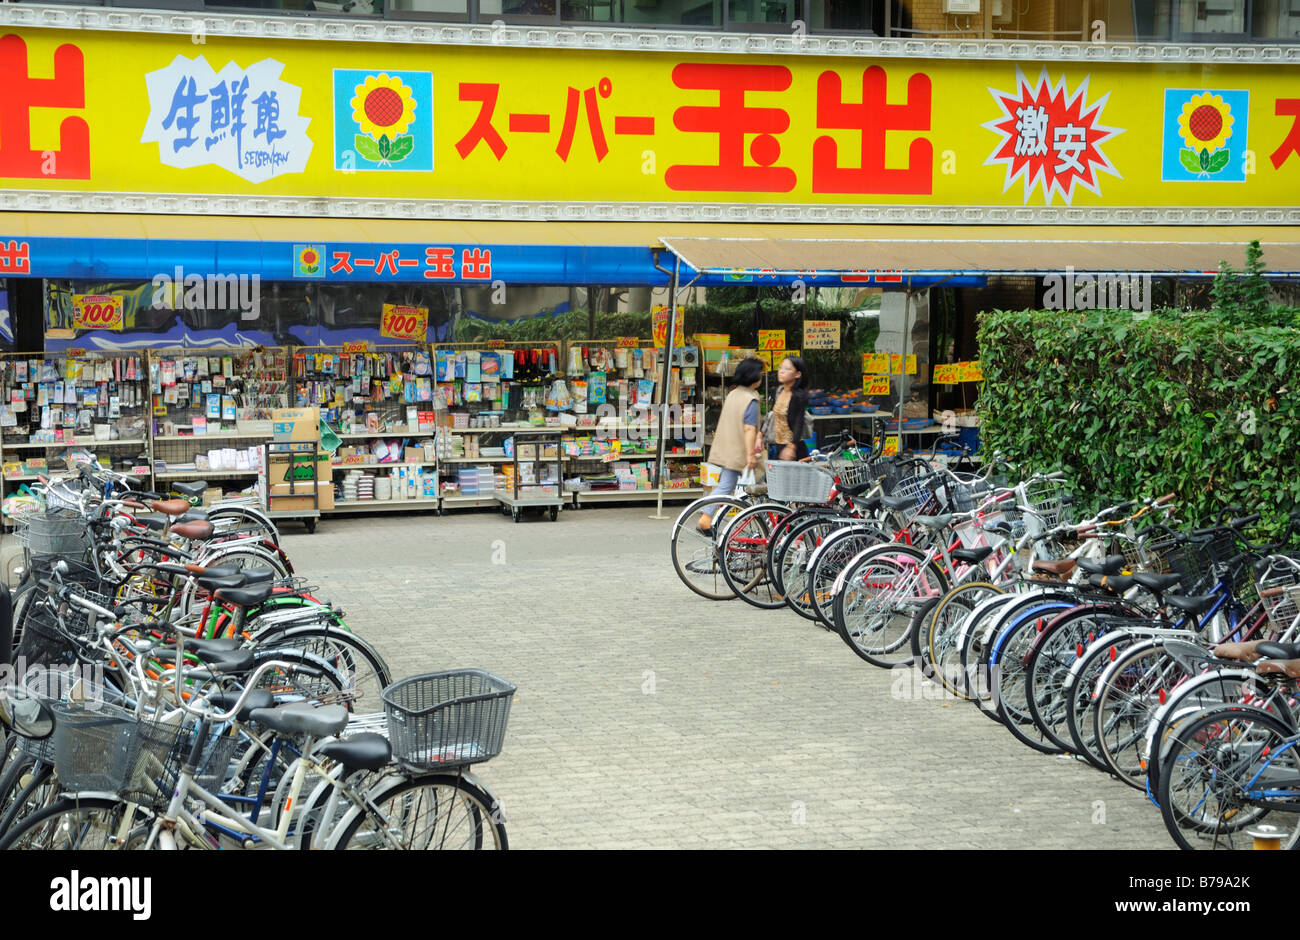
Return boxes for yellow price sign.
[957,360,985,381]
[652,306,686,348]
[615,337,641,348]
[863,375,892,396]
[933,363,960,384]
[380,304,429,343]
[486,339,507,349]
[887,354,917,374]
[862,353,888,374]
[881,434,900,457]
[757,330,786,351]
[71,294,123,331]
[342,341,369,354]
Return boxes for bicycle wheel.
[0,758,55,837]
[1144,668,1260,799]
[669,496,746,600]
[718,503,791,609]
[775,516,845,621]
[1063,631,1141,772]
[1093,642,1198,788]
[924,582,1006,697]
[833,545,948,669]
[988,604,1073,753]
[807,522,891,631]
[765,508,829,598]
[0,796,155,850]
[253,624,392,712]
[1024,607,1126,753]
[963,592,1074,722]
[1157,706,1300,851]
[205,505,281,546]
[331,774,508,850]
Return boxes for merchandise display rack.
[148,346,289,495]
[3,337,714,521]
[0,349,153,510]
[264,438,321,533]
[497,428,564,523]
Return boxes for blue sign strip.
[0,235,986,289]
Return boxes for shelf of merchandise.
[438,456,512,464]
[329,498,441,513]
[439,494,501,509]
[154,431,269,441]
[156,469,260,480]
[337,431,428,440]
[148,347,289,499]
[573,486,703,506]
[1,350,154,510]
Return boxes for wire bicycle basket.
[765,461,836,504]
[382,669,516,771]
[14,509,90,562]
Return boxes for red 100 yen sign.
[71,294,123,331]
[380,304,428,342]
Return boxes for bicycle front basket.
[382,670,516,771]
[765,461,835,504]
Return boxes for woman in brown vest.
[698,356,764,532]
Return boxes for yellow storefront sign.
[3,27,1298,215]
[71,294,123,331]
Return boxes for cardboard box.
[267,451,331,483]
[269,480,334,511]
[404,447,424,465]
[540,443,559,460]
[201,487,223,507]
[516,443,537,460]
[271,407,320,442]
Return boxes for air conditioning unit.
[943,0,980,13]
[992,0,1012,22]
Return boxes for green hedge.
[977,308,1300,535]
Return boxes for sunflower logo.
[298,246,320,274]
[350,74,417,165]
[1177,93,1234,175]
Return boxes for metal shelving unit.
[497,428,564,523]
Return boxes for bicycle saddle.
[1163,593,1217,615]
[185,563,273,583]
[881,494,916,511]
[187,636,243,655]
[193,646,257,674]
[248,703,350,739]
[1089,573,1136,593]
[177,509,210,523]
[213,583,275,608]
[172,481,208,499]
[1031,559,1076,577]
[1131,572,1182,593]
[315,733,393,772]
[171,521,215,541]
[951,546,994,565]
[912,514,953,531]
[1077,556,1127,576]
[1256,641,1300,660]
[149,499,192,517]
[204,688,274,722]
[196,574,246,593]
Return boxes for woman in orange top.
[767,355,809,461]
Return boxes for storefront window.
[480,0,558,23]
[726,0,799,29]
[808,0,883,32]
[554,0,721,27]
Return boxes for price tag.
[486,339,507,349]
[933,363,960,384]
[863,375,891,396]
[615,337,641,348]
[380,304,428,343]
[652,305,686,348]
[65,348,86,358]
[130,465,151,475]
[862,353,888,374]
[342,341,369,354]
[71,294,123,331]
[957,360,984,381]
[802,320,840,350]
[757,330,786,351]
[881,434,900,457]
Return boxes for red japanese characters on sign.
[984,67,1122,205]
[324,246,492,281]
[813,67,932,195]
[0,239,30,274]
[0,35,89,180]
[456,78,655,164]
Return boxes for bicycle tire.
[806,522,892,631]
[987,602,1073,753]
[1063,630,1141,772]
[330,773,508,850]
[718,503,792,609]
[1092,641,1199,788]
[0,758,55,837]
[924,581,1007,697]
[252,624,392,712]
[205,505,281,546]
[774,515,847,621]
[669,495,747,600]
[963,591,1075,721]
[1157,706,1300,851]
[833,545,949,669]
[0,795,155,850]
[1024,606,1129,754]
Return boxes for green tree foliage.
[977,307,1300,536]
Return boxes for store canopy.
[658,231,1300,282]
[3,213,1298,286]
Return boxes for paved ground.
[283,504,1173,849]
